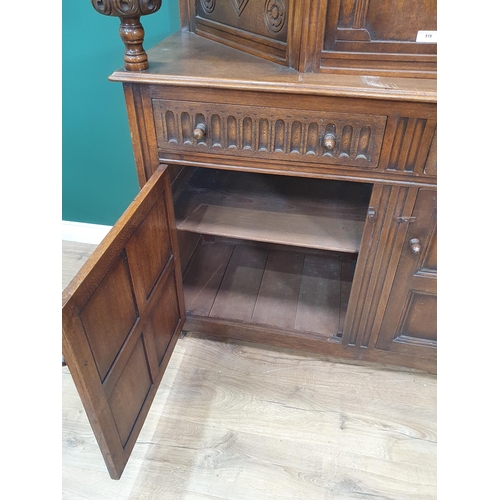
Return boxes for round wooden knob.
[409,238,421,254]
[193,124,206,140]
[323,133,336,150]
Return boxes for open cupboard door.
[62,165,185,479]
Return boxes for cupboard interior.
[172,167,373,339]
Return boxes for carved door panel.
[342,183,420,349]
[62,165,185,479]
[376,188,437,349]
[321,0,437,76]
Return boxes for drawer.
[152,100,387,169]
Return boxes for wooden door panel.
[149,270,182,365]
[62,165,185,479]
[78,253,138,381]
[366,0,436,42]
[325,0,437,48]
[376,188,437,350]
[107,335,153,445]
[422,228,437,272]
[126,197,173,302]
[399,290,437,342]
[186,0,293,67]
[321,0,437,77]
[424,129,437,176]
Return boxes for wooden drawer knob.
[409,238,421,254]
[193,124,206,140]
[323,133,336,150]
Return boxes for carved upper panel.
[200,0,216,14]
[264,0,286,33]
[196,0,289,42]
[232,0,250,16]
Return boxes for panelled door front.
[376,188,437,350]
[62,165,185,479]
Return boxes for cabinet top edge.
[109,32,437,104]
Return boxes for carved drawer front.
[152,100,387,169]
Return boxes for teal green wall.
[63,2,180,226]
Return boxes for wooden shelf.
[182,239,356,339]
[174,169,371,253]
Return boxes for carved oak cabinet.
[63,0,437,479]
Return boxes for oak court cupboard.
[62,0,437,479]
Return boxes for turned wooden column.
[91,0,162,71]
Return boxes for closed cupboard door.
[62,165,186,479]
[376,188,437,350]
[320,0,437,77]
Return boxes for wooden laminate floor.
[62,240,437,500]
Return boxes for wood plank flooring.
[62,240,437,500]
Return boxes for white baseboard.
[62,220,112,245]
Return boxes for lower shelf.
[182,238,356,339]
